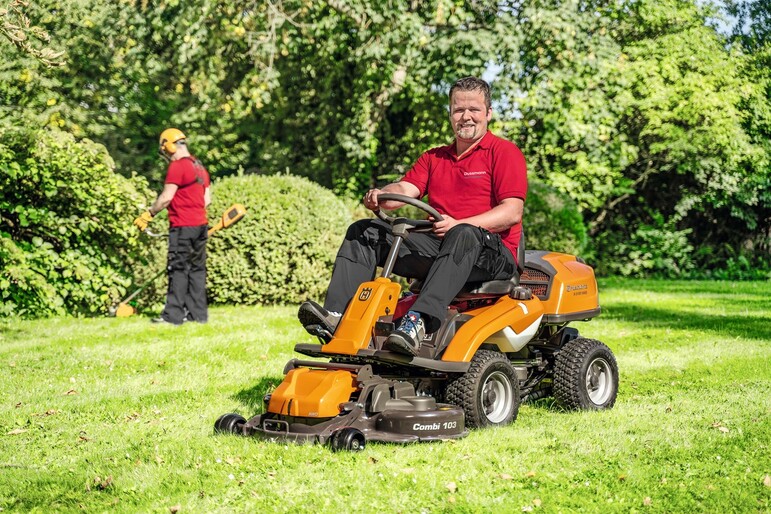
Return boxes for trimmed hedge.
[0,129,161,318]
[207,174,351,305]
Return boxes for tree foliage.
[0,0,64,66]
[2,1,515,191]
[498,0,769,274]
[1,0,769,290]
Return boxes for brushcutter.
[109,203,247,317]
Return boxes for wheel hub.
[481,371,514,423]
[585,357,613,404]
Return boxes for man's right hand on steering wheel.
[362,188,382,211]
[363,182,424,212]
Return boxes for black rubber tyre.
[445,349,520,429]
[329,427,366,452]
[554,337,618,410]
[214,413,247,435]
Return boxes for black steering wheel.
[375,193,444,233]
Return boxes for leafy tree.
[2,0,768,286]
[499,0,769,274]
[727,0,771,263]
[3,1,518,192]
[0,0,64,66]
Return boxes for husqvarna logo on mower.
[567,283,588,294]
[358,288,372,301]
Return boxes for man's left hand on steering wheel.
[431,214,459,238]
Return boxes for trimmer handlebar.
[209,203,247,236]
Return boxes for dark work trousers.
[323,219,516,333]
[162,225,208,324]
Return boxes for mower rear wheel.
[214,413,247,435]
[329,427,366,452]
[554,337,618,410]
[445,350,520,428]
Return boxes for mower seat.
[409,230,526,297]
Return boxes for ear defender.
[163,139,177,155]
[158,128,186,158]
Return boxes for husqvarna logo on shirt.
[463,170,488,178]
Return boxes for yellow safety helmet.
[158,128,186,158]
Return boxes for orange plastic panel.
[442,296,545,363]
[322,277,401,355]
[537,253,599,315]
[267,368,356,418]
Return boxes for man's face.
[450,89,492,143]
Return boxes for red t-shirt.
[400,131,527,260]
[164,157,210,227]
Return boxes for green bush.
[598,213,696,278]
[524,180,588,256]
[691,242,771,281]
[0,129,161,318]
[207,174,351,305]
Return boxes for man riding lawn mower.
[215,194,619,451]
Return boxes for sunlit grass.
[1,279,769,512]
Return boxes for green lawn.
[1,279,769,513]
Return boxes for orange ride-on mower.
[215,194,618,451]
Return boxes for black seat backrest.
[516,229,525,275]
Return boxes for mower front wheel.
[554,337,618,410]
[445,350,520,429]
[329,427,366,452]
[214,413,247,435]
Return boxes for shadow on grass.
[602,303,771,341]
[231,375,283,412]
[522,396,564,412]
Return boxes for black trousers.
[324,219,516,333]
[162,225,208,324]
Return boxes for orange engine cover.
[526,252,599,315]
[267,368,356,418]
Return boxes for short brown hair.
[449,76,491,109]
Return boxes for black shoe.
[152,317,175,325]
[383,313,425,356]
[298,301,342,336]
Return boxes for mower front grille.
[521,268,549,282]
[521,267,550,299]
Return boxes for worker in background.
[133,128,211,324]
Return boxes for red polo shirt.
[400,131,527,259]
[164,157,210,227]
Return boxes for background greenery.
[0,129,160,318]
[1,0,769,307]
[0,0,771,317]
[1,279,769,512]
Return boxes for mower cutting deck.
[217,362,467,451]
